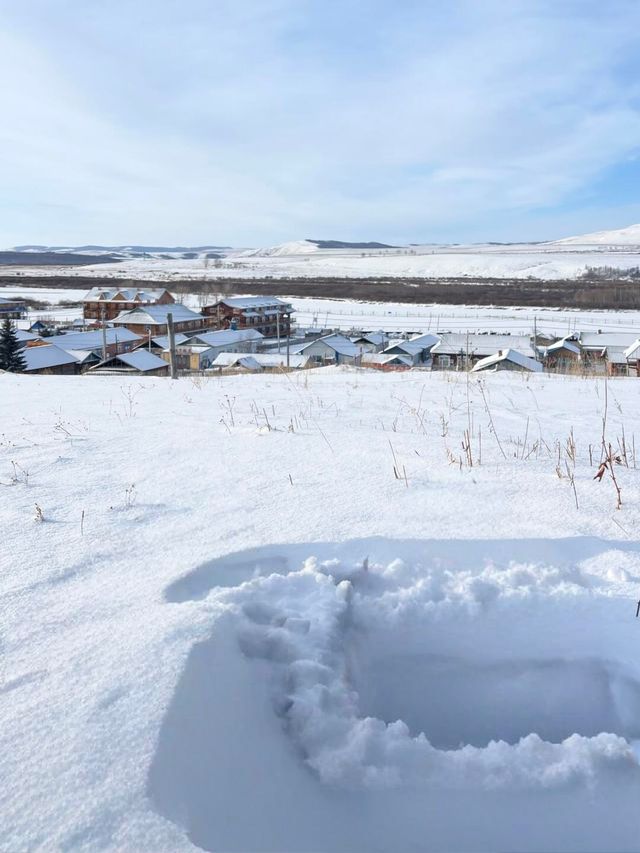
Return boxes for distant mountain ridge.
[12,244,230,253]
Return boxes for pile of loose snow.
[3,369,640,851]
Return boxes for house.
[111,304,206,336]
[201,296,293,336]
[431,333,535,370]
[539,337,582,372]
[44,328,141,358]
[82,287,174,321]
[0,296,26,319]
[290,334,360,365]
[360,353,413,371]
[209,352,309,372]
[471,348,543,374]
[351,331,389,352]
[161,329,263,370]
[578,332,640,375]
[383,333,440,365]
[21,344,80,375]
[165,328,265,370]
[88,350,170,376]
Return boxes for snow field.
[2,368,640,851]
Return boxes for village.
[2,286,640,378]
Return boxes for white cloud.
[0,0,639,245]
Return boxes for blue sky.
[1,0,640,246]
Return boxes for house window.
[439,355,451,368]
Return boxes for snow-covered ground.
[3,368,640,851]
[5,284,640,337]
[2,231,640,282]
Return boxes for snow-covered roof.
[15,329,39,345]
[541,338,581,357]
[578,331,640,349]
[83,287,171,302]
[46,328,141,350]
[433,333,534,358]
[147,334,190,349]
[294,334,360,357]
[22,344,79,372]
[623,338,640,360]
[62,349,100,364]
[185,328,264,347]
[351,331,389,346]
[471,348,542,373]
[361,353,413,366]
[111,304,203,325]
[385,333,440,355]
[211,352,309,368]
[93,350,169,373]
[210,354,264,371]
[217,296,292,310]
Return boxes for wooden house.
[202,296,293,336]
[471,348,542,374]
[539,337,582,372]
[290,334,360,365]
[431,333,535,370]
[82,287,174,321]
[383,333,439,365]
[111,304,206,337]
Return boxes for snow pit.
[354,653,640,749]
[151,540,640,851]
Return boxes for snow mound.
[553,223,640,246]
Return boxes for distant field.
[2,272,640,309]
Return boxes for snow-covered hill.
[3,369,640,851]
[3,224,640,280]
[552,223,640,247]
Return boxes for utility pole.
[100,305,107,362]
[276,309,281,353]
[286,330,290,368]
[167,312,178,379]
[533,315,538,361]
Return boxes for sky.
[1,0,640,247]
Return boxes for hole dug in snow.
[354,653,640,749]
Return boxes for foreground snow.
[2,369,640,851]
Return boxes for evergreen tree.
[0,318,27,372]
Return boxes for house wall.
[202,303,292,336]
[119,319,205,336]
[29,363,79,376]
